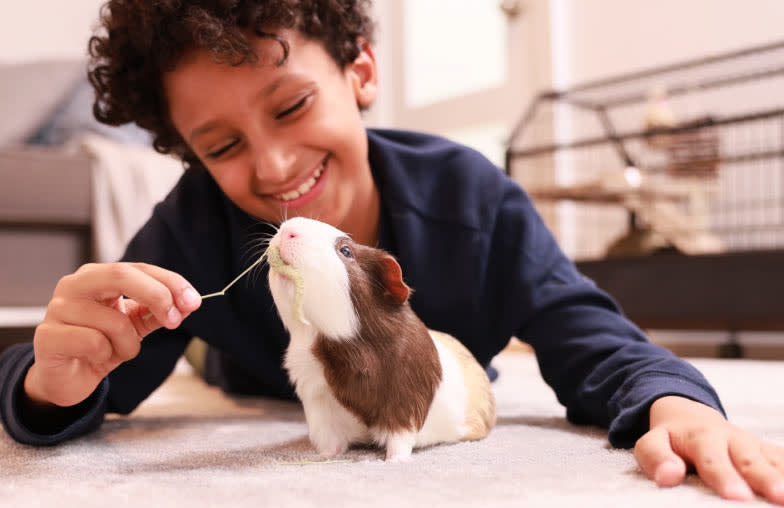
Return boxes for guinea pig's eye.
[339,246,353,259]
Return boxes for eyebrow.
[189,121,221,145]
[187,74,299,145]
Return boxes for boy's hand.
[23,262,201,409]
[635,395,784,504]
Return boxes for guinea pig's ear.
[380,254,410,304]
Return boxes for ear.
[380,254,410,304]
[347,37,378,109]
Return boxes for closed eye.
[275,95,310,120]
[205,139,239,159]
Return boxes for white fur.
[282,325,471,460]
[414,334,469,447]
[365,338,469,462]
[284,329,370,457]
[268,217,358,340]
[269,218,368,457]
[269,218,472,461]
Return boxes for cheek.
[205,163,248,198]
[269,273,295,322]
[302,259,359,339]
[310,91,366,161]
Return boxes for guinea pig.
[267,217,496,462]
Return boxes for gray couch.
[0,59,155,351]
[0,145,92,307]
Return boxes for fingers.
[634,426,688,487]
[638,425,784,504]
[30,318,123,407]
[644,395,784,505]
[673,426,755,501]
[56,263,200,330]
[43,298,143,363]
[119,298,182,338]
[129,263,202,317]
[729,433,784,504]
[762,442,784,473]
[28,262,201,409]
[35,321,114,365]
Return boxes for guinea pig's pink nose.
[278,224,298,241]
[275,226,299,265]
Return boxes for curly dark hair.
[88,0,375,169]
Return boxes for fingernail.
[181,287,200,307]
[725,481,754,500]
[167,306,182,326]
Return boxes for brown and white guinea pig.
[267,217,496,462]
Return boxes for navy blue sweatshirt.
[0,128,724,447]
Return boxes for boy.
[1,1,782,502]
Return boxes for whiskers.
[249,237,273,287]
[202,247,272,300]
[278,203,290,225]
[202,219,278,301]
[236,210,333,296]
[240,219,278,289]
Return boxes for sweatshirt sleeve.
[493,183,725,448]
[0,197,192,446]
[0,343,109,445]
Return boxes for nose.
[252,142,295,182]
[275,225,299,263]
[277,223,300,244]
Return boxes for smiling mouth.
[273,157,327,202]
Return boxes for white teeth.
[298,177,315,195]
[275,162,325,202]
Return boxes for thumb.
[634,426,689,487]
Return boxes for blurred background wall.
[0,0,104,63]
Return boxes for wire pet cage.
[506,40,784,262]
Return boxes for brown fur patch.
[430,330,497,440]
[312,239,442,434]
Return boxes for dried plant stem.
[201,250,269,300]
[265,246,308,325]
[142,250,269,320]
[277,459,354,466]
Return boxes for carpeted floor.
[2,351,783,507]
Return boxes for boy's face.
[163,30,379,234]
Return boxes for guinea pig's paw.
[385,451,413,464]
[384,432,416,463]
[313,436,349,459]
[320,446,347,459]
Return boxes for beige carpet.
[2,352,783,507]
